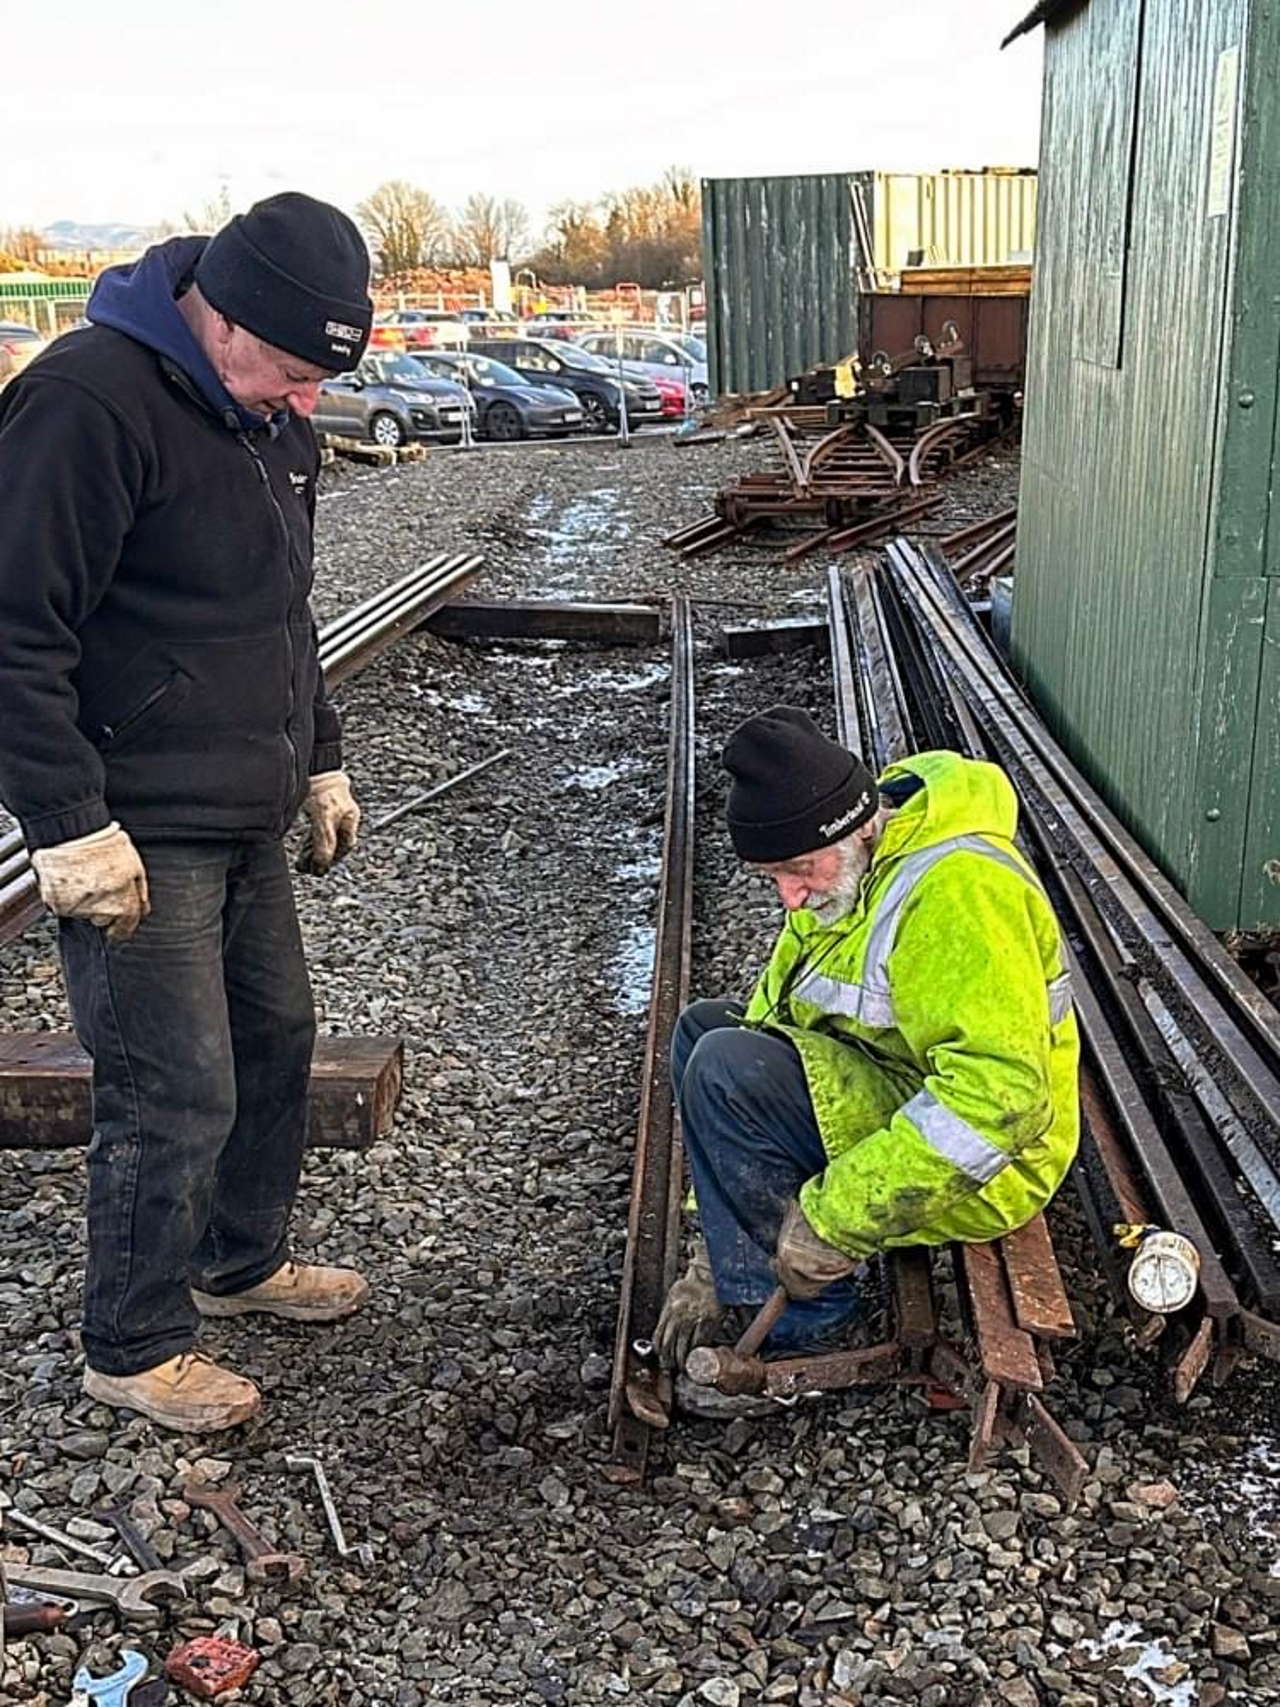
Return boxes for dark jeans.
[672,999,860,1354]
[60,839,315,1376]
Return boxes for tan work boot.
[84,1352,261,1434]
[191,1260,369,1323]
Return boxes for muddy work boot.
[191,1261,370,1323]
[84,1352,261,1434]
[653,1241,725,1371]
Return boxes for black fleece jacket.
[0,237,341,850]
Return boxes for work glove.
[297,771,360,875]
[774,1198,859,1301]
[30,822,149,942]
[653,1239,725,1371]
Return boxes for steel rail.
[824,567,861,757]
[939,507,1019,555]
[890,541,1280,1143]
[607,596,695,1481]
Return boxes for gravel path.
[2,433,1277,1705]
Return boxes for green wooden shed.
[1006,0,1280,930]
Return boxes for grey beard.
[807,837,874,925]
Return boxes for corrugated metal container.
[701,169,1038,396]
[1011,0,1280,929]
[861,170,1038,272]
[701,174,856,398]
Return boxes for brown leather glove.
[774,1198,859,1301]
[30,822,149,942]
[653,1240,725,1371]
[297,771,360,875]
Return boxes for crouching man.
[655,706,1080,1374]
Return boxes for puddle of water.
[1080,1623,1196,1706]
[612,922,655,1016]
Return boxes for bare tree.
[453,193,530,265]
[0,227,44,266]
[180,183,234,234]
[357,180,451,276]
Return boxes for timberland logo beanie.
[722,704,878,863]
[196,191,373,372]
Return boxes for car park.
[469,337,663,433]
[576,328,709,402]
[368,316,408,352]
[412,351,584,440]
[381,309,469,350]
[311,351,476,447]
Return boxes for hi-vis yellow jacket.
[744,750,1080,1255]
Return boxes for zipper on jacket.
[98,672,180,747]
[237,433,302,822]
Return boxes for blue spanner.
[71,1648,149,1706]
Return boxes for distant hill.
[41,220,163,252]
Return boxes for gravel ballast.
[2,432,1277,1705]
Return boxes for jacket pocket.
[92,670,191,752]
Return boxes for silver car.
[576,329,709,403]
[311,352,476,447]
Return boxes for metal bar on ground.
[608,596,695,1481]
[424,600,661,646]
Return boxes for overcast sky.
[1,1,1043,234]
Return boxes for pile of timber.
[898,264,1032,297]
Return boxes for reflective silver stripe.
[903,1089,1010,1184]
[1047,972,1073,1025]
[793,836,1070,1032]
[792,968,895,1027]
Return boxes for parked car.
[311,352,475,447]
[381,309,469,350]
[368,316,408,352]
[0,321,47,386]
[469,338,663,433]
[412,351,584,440]
[576,328,709,402]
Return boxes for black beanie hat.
[195,192,372,372]
[723,705,878,862]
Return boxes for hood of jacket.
[874,750,1019,866]
[87,235,269,433]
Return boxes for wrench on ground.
[72,1648,149,1706]
[284,1453,374,1568]
[2,1561,190,1627]
[182,1483,305,1584]
[95,1505,165,1575]
[4,1508,132,1574]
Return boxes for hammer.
[685,1285,789,1393]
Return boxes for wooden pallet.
[0,1031,403,1150]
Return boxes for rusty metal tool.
[96,1504,165,1575]
[684,1285,793,1391]
[4,1507,131,1573]
[284,1454,373,1569]
[182,1483,305,1584]
[3,1600,70,1636]
[2,1561,189,1627]
[73,1648,150,1707]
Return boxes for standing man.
[655,706,1080,1377]
[0,194,374,1433]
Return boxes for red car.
[647,370,691,418]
